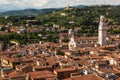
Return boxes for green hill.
[0,8,59,16]
[0,5,120,44]
[35,5,120,36]
[0,5,85,16]
[37,5,120,27]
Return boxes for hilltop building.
[64,5,74,10]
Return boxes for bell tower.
[68,29,76,50]
[98,15,106,46]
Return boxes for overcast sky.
[0,0,120,11]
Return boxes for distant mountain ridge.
[0,5,85,16]
[74,5,86,8]
[0,8,59,16]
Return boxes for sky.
[0,0,120,11]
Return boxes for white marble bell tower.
[68,29,76,50]
[98,15,106,46]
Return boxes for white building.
[98,15,106,46]
[68,29,76,50]
[68,29,74,38]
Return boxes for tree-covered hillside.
[0,8,59,16]
[37,5,120,27]
[36,5,120,36]
[0,5,120,44]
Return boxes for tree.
[1,27,6,31]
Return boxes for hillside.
[37,5,120,26]
[0,8,59,16]
[0,5,85,16]
[36,5,120,36]
[1,5,120,28]
[0,5,120,43]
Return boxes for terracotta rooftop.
[28,70,56,79]
[8,71,26,79]
[1,55,32,63]
[54,67,76,73]
[99,68,120,74]
[75,36,98,40]
[64,74,103,80]
[33,65,52,70]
